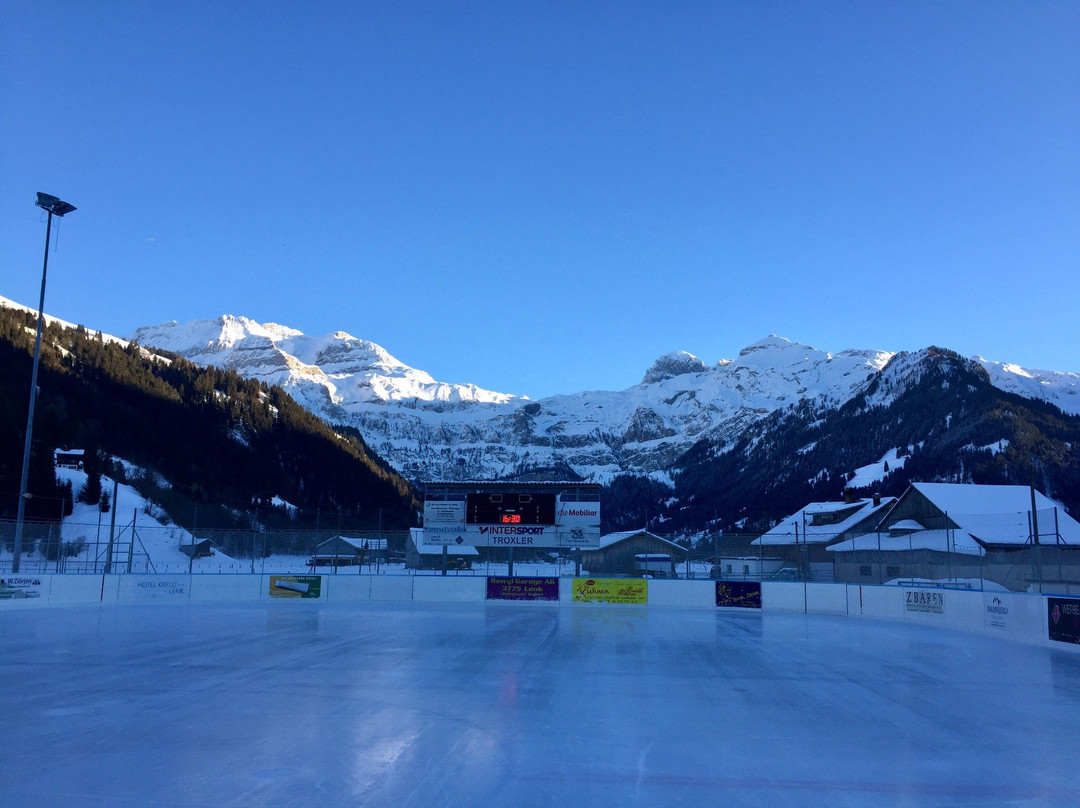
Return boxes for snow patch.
[847,448,907,489]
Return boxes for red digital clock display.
[465,493,557,526]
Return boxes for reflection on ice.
[2,601,1078,807]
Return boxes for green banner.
[269,575,322,599]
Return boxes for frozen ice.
[2,602,1078,807]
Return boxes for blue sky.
[3,1,1078,399]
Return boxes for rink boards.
[3,571,1078,652]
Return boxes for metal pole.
[12,210,54,573]
[57,495,65,573]
[1056,508,1063,584]
[1030,486,1042,593]
[105,478,119,574]
[127,508,137,574]
[95,507,103,574]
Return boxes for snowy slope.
[131,315,519,429]
[128,314,1080,483]
[975,357,1080,415]
[129,319,900,480]
[1,294,131,348]
[43,467,209,572]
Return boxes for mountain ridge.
[3,294,1078,536]
[127,313,1080,486]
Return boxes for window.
[887,566,900,577]
[810,504,862,526]
[743,565,750,575]
[860,565,872,576]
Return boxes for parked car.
[767,567,810,581]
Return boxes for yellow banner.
[572,577,648,605]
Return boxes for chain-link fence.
[3,516,1078,592]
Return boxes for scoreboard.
[466,492,556,526]
[423,489,600,549]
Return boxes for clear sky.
[3,1,1078,399]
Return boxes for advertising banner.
[473,523,553,547]
[552,525,601,548]
[555,502,601,528]
[572,578,648,605]
[423,526,470,547]
[903,589,944,615]
[0,576,43,600]
[465,524,601,549]
[1047,597,1080,645]
[269,575,322,599]
[715,581,762,609]
[982,593,1012,630]
[129,577,189,602]
[486,577,559,601]
[424,500,466,527]
[423,501,466,546]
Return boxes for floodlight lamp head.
[35,192,76,217]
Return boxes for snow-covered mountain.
[129,316,1080,484]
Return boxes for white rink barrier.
[3,573,1076,652]
[645,578,716,608]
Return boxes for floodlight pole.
[12,195,75,573]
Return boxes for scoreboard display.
[423,487,599,549]
[466,492,557,526]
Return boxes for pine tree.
[79,469,103,505]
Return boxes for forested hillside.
[0,306,418,532]
[665,349,1080,535]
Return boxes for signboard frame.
[715,581,762,609]
[1048,596,1080,645]
[422,484,601,549]
[486,576,560,601]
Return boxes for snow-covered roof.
[827,529,985,556]
[753,497,896,546]
[593,530,685,552]
[889,519,925,532]
[909,483,1080,546]
[914,482,1044,516]
[315,536,387,551]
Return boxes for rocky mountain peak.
[641,351,707,384]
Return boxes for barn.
[581,530,687,578]
[827,482,1080,590]
[752,493,896,580]
[308,536,388,568]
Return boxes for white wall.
[647,579,714,607]
[4,573,1077,653]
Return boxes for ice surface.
[2,602,1078,807]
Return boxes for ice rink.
[3,601,1078,807]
